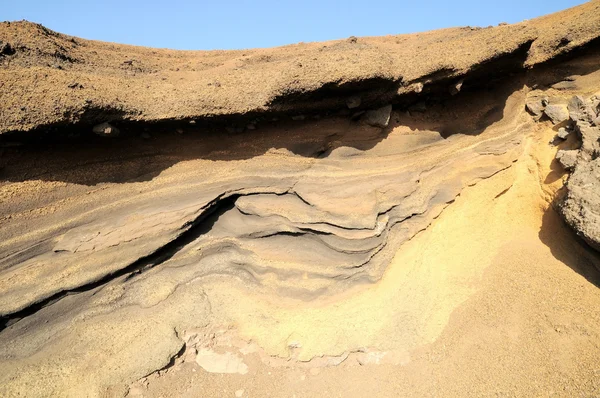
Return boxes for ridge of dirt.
[1,1,600,134]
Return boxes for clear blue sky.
[3,0,587,50]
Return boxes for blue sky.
[3,0,586,50]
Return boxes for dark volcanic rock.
[560,95,600,250]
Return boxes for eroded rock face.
[0,80,528,396]
[1,4,600,398]
[559,95,600,250]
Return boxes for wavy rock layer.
[1,4,600,398]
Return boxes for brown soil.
[0,1,599,134]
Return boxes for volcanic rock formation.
[2,2,600,397]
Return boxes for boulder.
[364,105,392,128]
[555,149,578,170]
[525,96,547,120]
[544,104,569,124]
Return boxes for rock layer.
[0,0,600,134]
[1,3,600,398]
[558,94,600,250]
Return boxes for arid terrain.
[1,2,600,397]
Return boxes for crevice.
[0,192,246,331]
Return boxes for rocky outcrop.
[559,94,600,250]
[1,3,600,398]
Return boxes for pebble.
[235,389,244,397]
[449,79,464,96]
[92,122,120,137]
[525,96,547,120]
[557,127,569,139]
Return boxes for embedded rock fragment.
[555,149,578,170]
[92,122,120,137]
[557,127,569,139]
[364,105,392,128]
[449,79,464,95]
[544,104,569,124]
[525,91,548,120]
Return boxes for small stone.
[92,122,120,137]
[291,115,305,121]
[364,105,392,128]
[556,149,578,171]
[347,36,358,44]
[557,127,569,140]
[346,95,361,109]
[176,128,184,134]
[246,123,256,130]
[525,97,547,119]
[235,389,244,397]
[189,120,196,125]
[140,132,151,139]
[449,79,464,96]
[413,82,424,93]
[544,104,569,124]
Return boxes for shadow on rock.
[538,206,600,288]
